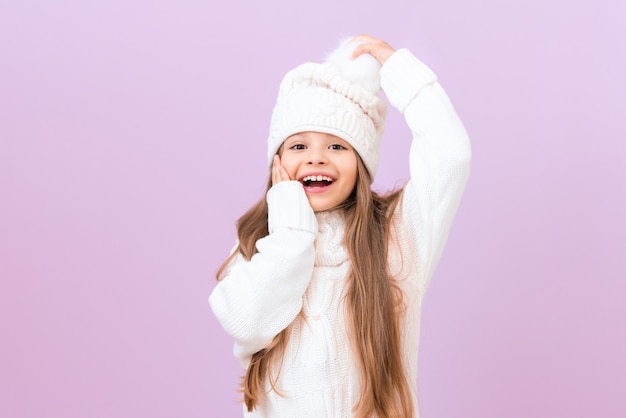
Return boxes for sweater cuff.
[266,181,318,235]
[381,48,438,112]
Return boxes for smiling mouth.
[300,175,334,188]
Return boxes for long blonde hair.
[217,155,414,418]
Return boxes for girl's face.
[279,132,358,212]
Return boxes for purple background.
[1,1,625,417]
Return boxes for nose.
[307,147,327,165]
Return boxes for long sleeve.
[381,48,472,292]
[209,181,318,366]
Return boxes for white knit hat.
[267,37,388,180]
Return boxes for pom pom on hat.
[325,37,382,93]
[267,37,388,180]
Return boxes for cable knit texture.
[267,38,388,179]
[210,48,472,417]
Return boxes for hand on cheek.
[272,155,291,186]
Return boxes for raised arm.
[382,47,471,290]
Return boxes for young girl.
[210,34,471,418]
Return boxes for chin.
[309,200,331,213]
[306,192,349,213]
[311,202,341,213]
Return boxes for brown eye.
[329,144,347,150]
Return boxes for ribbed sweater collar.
[314,209,349,267]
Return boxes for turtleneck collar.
[314,209,349,267]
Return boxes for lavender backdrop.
[1,1,624,417]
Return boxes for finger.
[275,154,288,182]
[352,34,383,44]
[277,163,291,182]
[351,34,392,51]
[271,155,280,185]
[351,39,395,65]
[272,155,291,185]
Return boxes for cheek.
[342,161,358,192]
[279,157,299,179]
[347,159,358,185]
[347,174,357,193]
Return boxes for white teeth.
[302,175,333,182]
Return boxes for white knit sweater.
[209,48,472,417]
